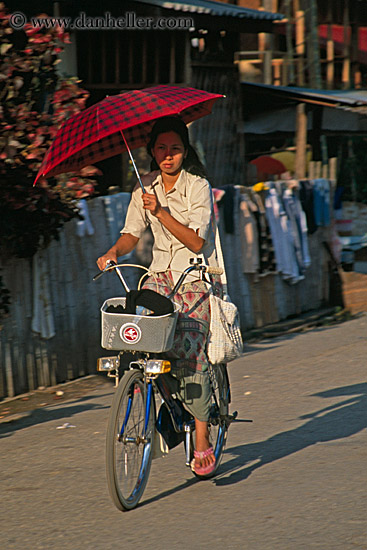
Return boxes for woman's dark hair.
[147,116,207,178]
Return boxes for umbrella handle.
[120,131,146,194]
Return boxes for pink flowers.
[0,2,98,260]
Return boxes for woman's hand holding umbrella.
[142,192,161,217]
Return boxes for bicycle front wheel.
[106,369,155,511]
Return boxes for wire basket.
[101,297,180,352]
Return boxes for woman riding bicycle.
[97,116,223,476]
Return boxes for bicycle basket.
[101,297,180,352]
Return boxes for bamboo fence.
[0,189,331,399]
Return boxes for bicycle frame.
[97,260,237,512]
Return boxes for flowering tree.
[0,2,99,261]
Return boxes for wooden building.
[235,0,367,90]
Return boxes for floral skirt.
[143,271,213,373]
[142,271,221,421]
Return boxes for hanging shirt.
[238,195,260,274]
[121,169,218,283]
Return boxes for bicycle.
[94,259,237,511]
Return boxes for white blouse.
[121,169,218,283]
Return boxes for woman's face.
[151,131,186,177]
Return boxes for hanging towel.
[313,179,331,227]
[103,193,133,259]
[238,196,260,274]
[31,250,56,339]
[212,188,225,223]
[265,187,295,281]
[76,199,95,237]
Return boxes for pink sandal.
[191,446,216,476]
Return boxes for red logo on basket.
[120,323,142,345]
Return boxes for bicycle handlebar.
[93,259,223,297]
[204,266,223,275]
[92,260,117,281]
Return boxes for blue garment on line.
[313,179,330,227]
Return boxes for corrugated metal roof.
[241,82,367,112]
[133,0,284,21]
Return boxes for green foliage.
[0,3,101,325]
[0,3,98,261]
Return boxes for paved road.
[1,315,366,550]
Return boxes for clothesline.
[214,178,332,284]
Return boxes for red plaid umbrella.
[34,85,223,186]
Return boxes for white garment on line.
[265,188,298,282]
[31,250,56,339]
[76,199,95,237]
[238,196,259,274]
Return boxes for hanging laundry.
[76,199,95,237]
[299,180,317,234]
[31,250,56,339]
[313,179,331,227]
[103,193,133,259]
[251,191,277,276]
[264,186,298,282]
[212,188,225,223]
[217,185,236,234]
[283,188,311,281]
[238,195,260,274]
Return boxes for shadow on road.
[214,382,367,486]
[0,393,110,438]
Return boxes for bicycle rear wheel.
[106,368,155,511]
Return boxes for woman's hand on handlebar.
[96,234,139,271]
[97,251,117,271]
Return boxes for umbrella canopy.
[270,151,296,172]
[34,85,223,185]
[271,150,313,173]
[249,155,286,176]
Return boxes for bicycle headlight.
[97,356,119,371]
[145,360,171,374]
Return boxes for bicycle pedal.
[225,411,239,425]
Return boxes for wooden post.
[329,157,337,181]
[285,0,295,84]
[295,10,305,86]
[258,5,274,86]
[350,2,361,89]
[273,60,281,86]
[295,103,307,179]
[315,161,322,178]
[308,0,322,89]
[326,0,334,89]
[308,160,315,179]
[342,2,351,89]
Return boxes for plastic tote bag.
[207,216,243,364]
[207,292,243,364]
[187,185,243,364]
